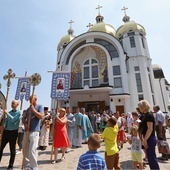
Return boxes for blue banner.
[15,77,31,101]
[51,72,70,100]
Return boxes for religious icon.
[20,83,27,93]
[56,78,65,91]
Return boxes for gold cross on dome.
[121,6,128,15]
[68,20,74,28]
[86,23,93,28]
[96,5,102,15]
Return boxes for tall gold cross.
[121,6,128,15]
[68,20,74,28]
[96,5,102,15]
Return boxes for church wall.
[138,57,153,104]
[154,78,169,113]
[122,37,137,57]
[122,33,150,59]
[143,38,150,57]
[127,58,140,110]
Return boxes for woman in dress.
[138,100,160,170]
[52,108,70,163]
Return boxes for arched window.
[83,59,99,87]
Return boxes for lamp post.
[0,83,1,91]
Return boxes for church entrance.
[78,101,105,112]
[116,105,124,115]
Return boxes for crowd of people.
[0,98,170,169]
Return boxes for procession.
[1,1,170,170]
[1,78,170,170]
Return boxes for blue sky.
[0,0,169,111]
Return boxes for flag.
[15,77,31,101]
[51,72,70,100]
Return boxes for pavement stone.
[0,130,170,170]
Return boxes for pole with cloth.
[21,73,41,170]
[49,69,70,161]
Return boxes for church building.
[52,6,170,114]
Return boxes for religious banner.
[51,72,70,100]
[15,77,31,101]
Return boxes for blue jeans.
[146,135,160,170]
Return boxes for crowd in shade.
[0,98,170,170]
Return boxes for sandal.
[52,160,60,164]
[60,156,65,161]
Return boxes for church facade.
[52,8,170,114]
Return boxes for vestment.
[0,109,21,168]
[53,116,70,148]
[82,114,93,141]
[77,150,107,170]
[73,112,83,147]
[66,113,75,147]
[23,104,43,170]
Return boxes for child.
[77,133,106,170]
[131,111,141,127]
[127,125,143,170]
[101,117,121,170]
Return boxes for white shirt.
[131,136,142,154]
[155,110,166,126]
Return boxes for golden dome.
[88,22,116,36]
[116,20,146,38]
[57,27,75,51]
[57,34,75,51]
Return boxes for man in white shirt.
[153,105,168,160]
[153,105,166,139]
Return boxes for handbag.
[157,140,170,154]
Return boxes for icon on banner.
[20,83,27,93]
[56,78,65,92]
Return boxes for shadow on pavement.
[38,159,53,165]
[121,160,133,170]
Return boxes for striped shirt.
[77,150,107,170]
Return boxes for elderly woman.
[138,100,159,170]
[52,108,70,163]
